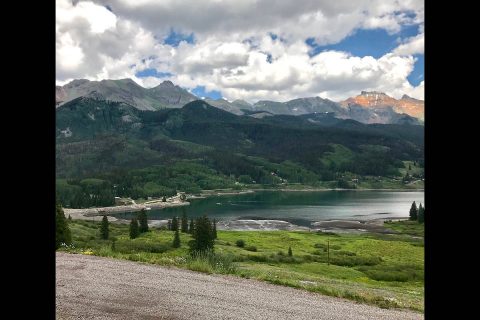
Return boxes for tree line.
[57,201,220,255]
[409,201,425,223]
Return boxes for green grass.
[384,220,424,237]
[60,219,424,312]
[399,161,424,177]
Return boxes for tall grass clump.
[186,250,237,274]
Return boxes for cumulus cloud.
[56,0,424,101]
[393,33,424,56]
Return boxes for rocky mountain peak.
[360,91,388,97]
[158,80,175,88]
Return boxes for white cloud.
[56,0,424,101]
[393,33,424,56]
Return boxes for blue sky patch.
[306,25,423,87]
[306,25,419,59]
[164,30,195,47]
[407,54,424,86]
[135,68,173,78]
[269,32,278,41]
[191,86,222,100]
[265,53,273,63]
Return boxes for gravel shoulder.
[56,252,423,320]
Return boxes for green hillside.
[56,98,424,208]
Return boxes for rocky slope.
[55,79,196,111]
[340,91,424,120]
[56,79,423,124]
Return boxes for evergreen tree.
[100,215,109,240]
[181,210,188,233]
[167,220,172,231]
[171,216,179,232]
[138,209,149,233]
[189,215,214,252]
[409,201,418,221]
[129,218,139,239]
[212,218,217,239]
[189,218,195,234]
[68,214,72,222]
[56,204,72,249]
[408,164,412,170]
[162,196,166,202]
[417,203,425,223]
[288,246,293,257]
[173,229,181,248]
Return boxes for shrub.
[357,264,423,282]
[245,245,257,252]
[56,204,72,249]
[236,239,245,248]
[330,255,382,267]
[115,239,169,253]
[129,218,139,239]
[189,215,215,252]
[173,229,181,248]
[137,209,149,233]
[186,250,237,274]
[100,215,109,240]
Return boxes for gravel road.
[56,252,423,320]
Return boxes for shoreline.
[63,187,423,222]
[70,215,411,234]
[64,200,190,221]
[250,188,424,192]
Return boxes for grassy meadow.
[59,220,424,312]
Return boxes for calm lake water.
[116,191,424,227]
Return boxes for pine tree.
[189,218,194,234]
[417,203,425,223]
[171,216,179,232]
[288,246,293,256]
[129,218,139,239]
[138,209,149,233]
[68,214,72,222]
[408,164,412,170]
[189,215,214,252]
[212,218,217,239]
[167,220,172,231]
[181,210,188,233]
[409,201,418,221]
[162,196,166,202]
[173,229,181,248]
[56,204,72,249]
[100,215,109,240]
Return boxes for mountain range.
[56,79,424,125]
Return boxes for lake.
[115,191,424,227]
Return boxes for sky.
[56,0,424,102]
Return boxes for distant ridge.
[56,79,423,124]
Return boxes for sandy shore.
[311,218,407,234]
[219,219,310,231]
[252,188,424,192]
[217,217,408,233]
[63,199,189,222]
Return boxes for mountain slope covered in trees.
[56,98,424,207]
